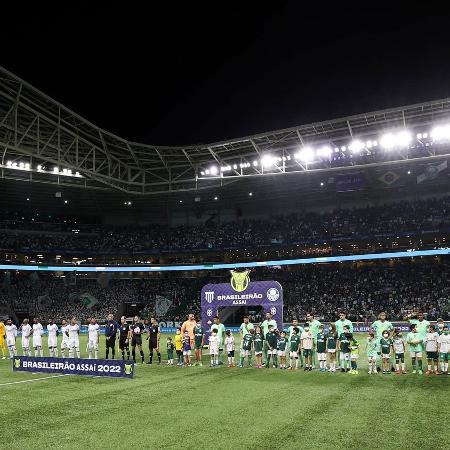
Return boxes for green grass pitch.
[0,333,448,449]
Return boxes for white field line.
[0,374,68,386]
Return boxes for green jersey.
[242,333,253,351]
[239,322,254,339]
[194,325,204,346]
[409,319,430,338]
[290,335,300,352]
[371,320,393,339]
[380,337,392,354]
[338,333,350,353]
[366,338,377,357]
[262,319,277,337]
[350,340,359,356]
[309,319,322,337]
[288,325,304,340]
[316,332,327,353]
[407,331,423,352]
[211,323,225,346]
[266,331,278,349]
[167,341,175,354]
[254,334,263,353]
[278,337,288,351]
[326,333,337,350]
[335,319,353,335]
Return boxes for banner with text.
[12,356,134,378]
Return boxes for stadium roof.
[2,65,450,195]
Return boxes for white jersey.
[47,323,58,347]
[32,323,43,346]
[301,331,314,350]
[392,336,405,354]
[6,324,17,345]
[88,323,99,342]
[209,334,219,350]
[224,335,235,352]
[68,324,80,341]
[438,334,450,353]
[21,324,32,344]
[61,325,69,342]
[47,324,58,339]
[425,332,439,352]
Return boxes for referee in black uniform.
[147,317,161,364]
[105,313,118,359]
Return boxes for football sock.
[157,352,161,363]
[140,350,144,363]
[411,357,416,369]
[240,356,244,366]
[106,348,110,359]
[247,356,252,366]
[132,349,136,362]
[150,351,153,364]
[418,359,423,370]
[122,350,125,360]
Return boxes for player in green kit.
[326,324,338,372]
[265,325,278,368]
[407,323,424,374]
[193,322,204,366]
[371,311,394,372]
[261,312,277,364]
[316,324,327,372]
[288,319,304,368]
[349,334,360,374]
[166,337,175,365]
[288,327,301,370]
[407,311,429,371]
[306,313,321,369]
[379,330,392,374]
[254,326,264,368]
[277,331,288,369]
[338,326,351,372]
[366,332,378,374]
[240,329,254,368]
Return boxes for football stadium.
[1,10,450,449]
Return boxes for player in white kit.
[60,319,70,357]
[68,317,80,358]
[87,318,100,359]
[20,318,32,356]
[32,318,44,357]
[5,319,17,359]
[47,319,59,357]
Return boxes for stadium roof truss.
[1,65,450,195]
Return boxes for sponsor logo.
[217,293,263,301]
[267,288,279,302]
[124,364,133,375]
[230,270,250,292]
[14,358,21,368]
[206,308,213,317]
[270,307,277,316]
[205,291,214,303]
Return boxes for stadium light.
[348,140,365,153]
[380,130,412,149]
[295,146,314,163]
[317,146,332,157]
[214,196,218,200]
[209,166,218,175]
[233,164,238,170]
[249,192,253,196]
[252,160,258,166]
[431,124,450,141]
[200,171,205,176]
[6,160,12,166]
[261,154,276,168]
[53,167,59,174]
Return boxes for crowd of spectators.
[0,195,450,255]
[2,260,449,323]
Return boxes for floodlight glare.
[431,124,450,141]
[37,165,42,171]
[261,154,275,167]
[396,130,412,147]
[53,167,59,173]
[19,162,25,168]
[253,160,258,166]
[348,140,364,153]
[380,133,396,149]
[209,166,218,175]
[295,147,314,163]
[6,160,12,166]
[317,146,332,157]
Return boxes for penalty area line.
[0,374,68,386]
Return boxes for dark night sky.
[3,5,450,145]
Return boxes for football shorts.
[289,351,298,358]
